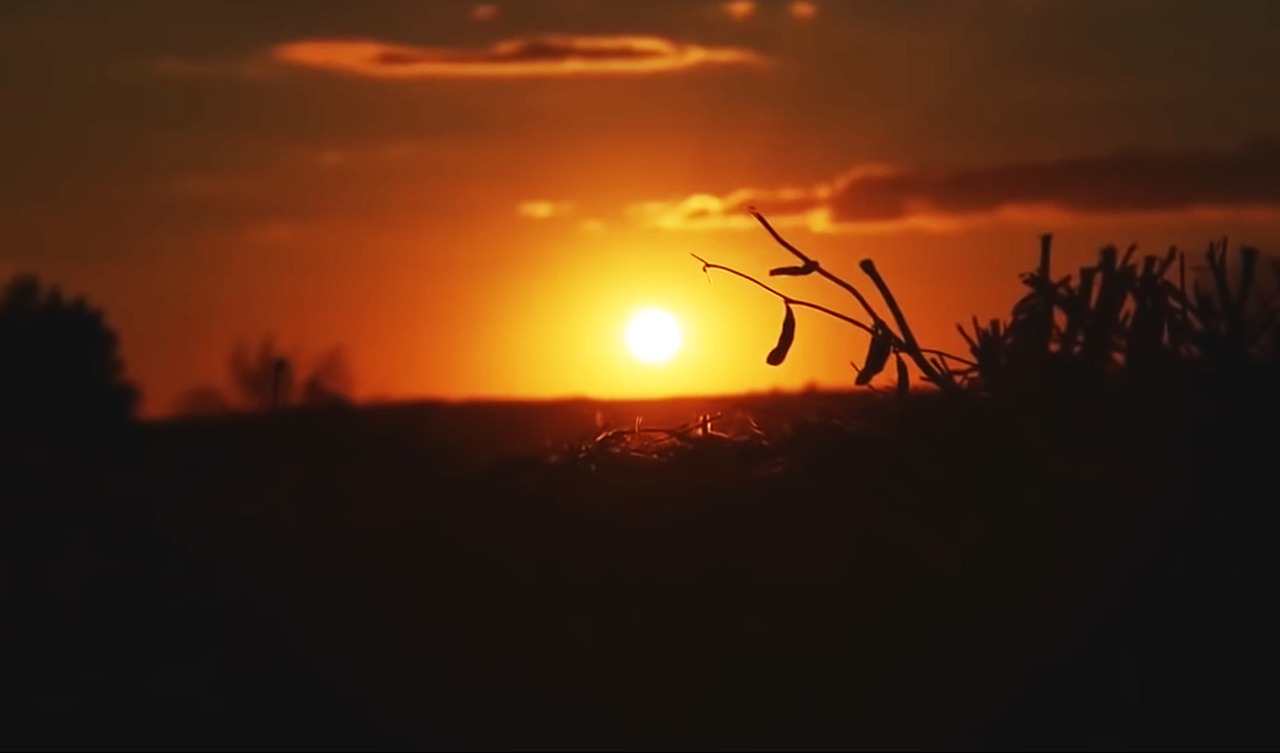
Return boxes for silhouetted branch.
[749,210,886,328]
[919,348,978,367]
[858,259,957,390]
[692,254,876,335]
[226,337,355,412]
[693,213,974,391]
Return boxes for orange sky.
[3,0,1280,416]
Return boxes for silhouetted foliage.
[0,295,383,750]
[694,211,972,395]
[696,212,1280,407]
[175,338,355,416]
[231,336,297,410]
[957,236,1280,399]
[301,346,355,406]
[0,274,138,436]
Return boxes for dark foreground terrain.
[3,389,1277,750]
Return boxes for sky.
[3,0,1279,416]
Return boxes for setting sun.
[625,307,683,365]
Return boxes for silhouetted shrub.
[231,336,295,410]
[957,238,1280,400]
[698,214,1280,411]
[301,347,355,406]
[0,274,138,438]
[174,338,355,416]
[229,337,355,410]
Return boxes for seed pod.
[855,326,893,385]
[895,352,909,398]
[769,260,819,277]
[766,303,796,366]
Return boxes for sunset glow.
[3,0,1277,417]
[625,308,683,365]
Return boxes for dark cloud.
[632,138,1280,232]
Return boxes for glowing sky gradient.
[3,0,1279,415]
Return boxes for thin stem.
[858,259,957,391]
[750,210,887,328]
[693,254,875,336]
[919,348,978,367]
[746,211,971,389]
[694,254,976,368]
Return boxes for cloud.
[722,1,756,21]
[629,138,1280,233]
[517,200,576,219]
[789,1,818,20]
[470,4,500,22]
[628,191,829,232]
[271,35,765,79]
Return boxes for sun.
[625,307,683,365]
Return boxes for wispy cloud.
[517,200,576,219]
[470,3,500,22]
[629,138,1280,233]
[789,1,819,20]
[271,35,765,79]
[722,1,756,21]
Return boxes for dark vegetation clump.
[174,336,356,417]
[0,275,137,439]
[2,209,1279,750]
[694,211,1280,405]
[0,275,385,750]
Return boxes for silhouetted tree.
[230,336,296,410]
[174,337,355,416]
[0,274,138,437]
[301,346,354,406]
[0,274,145,658]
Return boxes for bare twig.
[919,348,978,368]
[750,210,887,328]
[859,259,957,391]
[694,214,976,389]
[692,254,876,336]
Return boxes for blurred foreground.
[3,388,1275,750]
